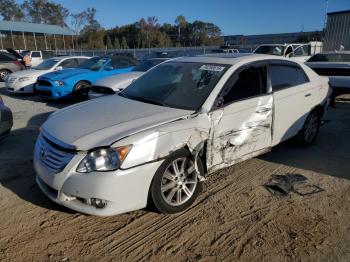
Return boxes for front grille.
[36,89,52,97]
[37,79,52,86]
[37,134,75,172]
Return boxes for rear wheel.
[72,81,91,100]
[296,110,321,146]
[150,149,203,214]
[0,70,11,82]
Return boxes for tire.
[296,110,321,146]
[0,69,11,82]
[150,148,203,214]
[72,81,91,100]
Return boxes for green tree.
[175,15,187,45]
[106,35,113,49]
[21,0,69,26]
[113,38,120,49]
[121,36,129,49]
[0,0,24,21]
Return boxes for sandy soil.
[0,85,349,262]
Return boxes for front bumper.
[34,136,163,216]
[6,81,35,93]
[36,82,72,99]
[0,105,13,139]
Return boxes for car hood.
[94,71,143,91]
[42,95,193,150]
[9,69,50,78]
[41,68,91,81]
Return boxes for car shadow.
[259,101,350,180]
[0,111,75,214]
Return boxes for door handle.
[305,93,312,97]
[256,107,271,114]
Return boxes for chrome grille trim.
[37,133,75,172]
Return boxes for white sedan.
[6,56,89,93]
[34,54,330,216]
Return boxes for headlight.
[76,145,132,173]
[54,80,65,86]
[18,76,31,82]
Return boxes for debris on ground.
[264,174,323,197]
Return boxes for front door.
[207,62,273,172]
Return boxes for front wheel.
[72,81,91,100]
[150,149,203,214]
[0,70,11,82]
[296,110,321,146]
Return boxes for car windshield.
[33,59,60,70]
[254,45,285,56]
[132,59,166,72]
[20,50,30,56]
[307,53,350,62]
[77,57,108,71]
[120,61,229,110]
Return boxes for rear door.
[269,61,315,145]
[207,62,273,171]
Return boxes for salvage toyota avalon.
[34,54,330,216]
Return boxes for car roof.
[172,53,293,65]
[49,56,90,60]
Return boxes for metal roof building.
[324,10,350,51]
[0,20,75,51]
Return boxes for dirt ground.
[0,85,349,262]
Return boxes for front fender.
[112,113,211,169]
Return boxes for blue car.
[36,56,139,99]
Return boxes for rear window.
[32,52,41,58]
[308,53,350,62]
[0,53,16,61]
[254,45,285,56]
[270,64,309,91]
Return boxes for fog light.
[91,198,107,209]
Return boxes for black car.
[0,96,13,141]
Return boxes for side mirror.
[55,66,63,71]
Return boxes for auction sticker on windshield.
[199,65,226,72]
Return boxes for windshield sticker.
[200,65,225,72]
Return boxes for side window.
[59,59,77,69]
[31,52,41,58]
[293,45,310,57]
[111,58,131,69]
[270,64,309,91]
[219,65,267,106]
[76,58,87,65]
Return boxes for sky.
[51,0,350,35]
